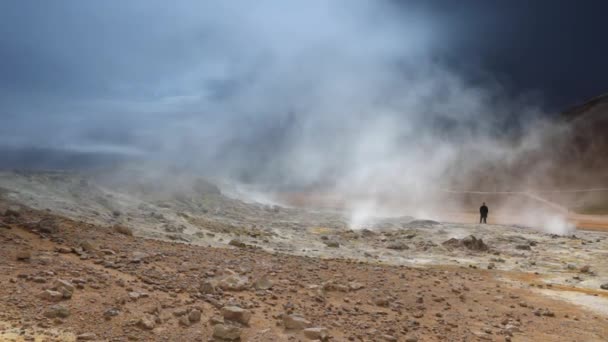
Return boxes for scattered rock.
[213,324,242,340]
[323,240,340,248]
[283,314,312,330]
[200,280,217,294]
[303,327,329,341]
[103,308,120,318]
[39,290,64,302]
[53,279,75,299]
[386,242,408,250]
[219,274,250,291]
[228,239,246,248]
[76,333,97,341]
[113,225,133,236]
[442,235,488,252]
[3,206,21,217]
[254,275,274,290]
[56,246,73,254]
[16,250,31,261]
[79,240,95,252]
[37,218,58,234]
[373,296,390,307]
[44,304,70,318]
[138,316,156,330]
[222,306,251,325]
[188,309,201,323]
[600,283,608,290]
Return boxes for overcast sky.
[0,1,606,179]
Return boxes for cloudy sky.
[0,1,606,182]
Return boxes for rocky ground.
[1,170,608,341]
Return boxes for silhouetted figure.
[479,202,489,224]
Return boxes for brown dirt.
[1,205,608,341]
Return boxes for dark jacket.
[480,205,489,216]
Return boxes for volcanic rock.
[283,314,312,330]
[222,306,251,325]
[442,235,488,252]
[213,324,242,340]
[44,304,70,318]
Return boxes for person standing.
[479,202,489,224]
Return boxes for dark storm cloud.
[0,0,606,178]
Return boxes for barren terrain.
[1,170,608,341]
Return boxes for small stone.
[103,308,120,318]
[188,309,201,323]
[303,327,329,341]
[138,316,156,330]
[56,247,72,254]
[16,250,31,261]
[113,225,133,236]
[39,290,64,302]
[228,239,246,248]
[200,280,216,294]
[53,279,75,299]
[600,283,608,290]
[219,275,250,291]
[76,333,97,341]
[254,276,274,290]
[323,240,340,248]
[44,305,70,318]
[373,297,389,307]
[386,242,408,250]
[209,316,224,325]
[128,292,141,301]
[178,315,191,327]
[222,306,251,325]
[80,240,95,252]
[37,218,58,234]
[348,282,365,291]
[213,324,242,340]
[283,314,312,330]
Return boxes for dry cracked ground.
[1,171,608,341]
